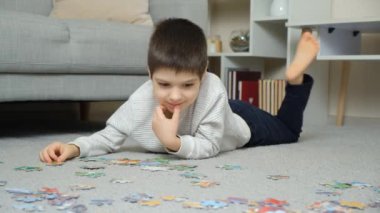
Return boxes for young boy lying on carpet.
[40,18,319,163]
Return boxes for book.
[227,68,248,99]
[234,70,261,100]
[238,80,259,107]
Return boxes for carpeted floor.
[0,117,379,212]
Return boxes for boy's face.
[151,68,202,113]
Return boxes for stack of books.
[227,68,286,115]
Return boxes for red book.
[238,80,259,107]
[233,71,261,100]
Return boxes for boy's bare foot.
[286,29,320,85]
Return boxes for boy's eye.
[158,83,170,87]
[184,84,194,88]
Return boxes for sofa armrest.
[149,0,209,35]
[0,0,53,16]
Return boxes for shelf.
[287,19,380,60]
[317,55,380,61]
[254,16,287,23]
[287,18,380,32]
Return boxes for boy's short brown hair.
[148,18,208,79]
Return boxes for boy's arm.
[69,124,127,158]
[166,94,226,159]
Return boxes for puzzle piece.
[216,164,242,170]
[75,171,105,178]
[201,200,228,209]
[90,199,114,206]
[111,158,141,166]
[80,165,105,170]
[339,200,366,210]
[226,197,248,205]
[266,175,289,180]
[315,189,342,196]
[192,180,220,188]
[122,193,153,203]
[170,164,197,171]
[182,201,204,209]
[161,195,187,202]
[110,178,133,184]
[14,166,43,172]
[140,200,161,207]
[70,184,95,191]
[141,166,169,172]
[180,172,207,179]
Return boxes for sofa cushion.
[50,0,153,26]
[0,0,53,16]
[0,9,152,75]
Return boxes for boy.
[40,18,319,162]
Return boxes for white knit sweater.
[70,72,251,159]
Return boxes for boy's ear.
[148,68,152,79]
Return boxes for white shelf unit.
[287,0,380,126]
[208,0,289,84]
[207,0,332,126]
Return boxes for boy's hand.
[152,106,181,152]
[39,142,80,163]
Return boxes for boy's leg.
[230,29,319,147]
[275,74,313,138]
[229,100,299,147]
[277,29,319,135]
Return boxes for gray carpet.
[0,118,379,212]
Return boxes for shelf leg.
[336,61,350,126]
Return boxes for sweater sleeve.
[167,93,227,159]
[69,125,127,157]
[69,100,134,158]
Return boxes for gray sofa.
[0,0,208,103]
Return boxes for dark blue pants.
[229,74,313,147]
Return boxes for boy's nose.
[169,88,182,101]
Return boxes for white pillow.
[50,0,153,25]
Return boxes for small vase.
[229,30,249,52]
[270,0,288,17]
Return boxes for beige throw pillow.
[50,0,153,25]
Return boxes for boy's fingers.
[57,152,69,162]
[155,106,165,119]
[41,150,52,163]
[172,106,180,121]
[47,148,59,161]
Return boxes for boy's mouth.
[166,103,182,112]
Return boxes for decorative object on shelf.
[229,30,249,52]
[270,0,288,17]
[207,35,222,53]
